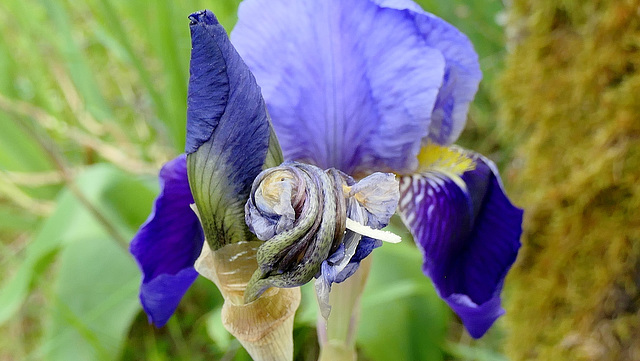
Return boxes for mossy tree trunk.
[499,1,640,360]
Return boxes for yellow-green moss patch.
[499,1,640,360]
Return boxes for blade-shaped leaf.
[38,235,140,361]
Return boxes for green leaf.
[0,164,156,361]
[32,165,156,360]
[0,166,120,325]
[205,307,232,351]
[37,235,140,361]
[294,282,320,327]
[38,0,113,122]
[445,342,508,361]
[358,241,450,361]
[0,114,53,172]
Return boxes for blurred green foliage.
[0,0,512,360]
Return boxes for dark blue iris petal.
[444,292,505,339]
[185,11,228,154]
[186,10,274,250]
[186,10,269,157]
[130,155,204,326]
[332,237,382,283]
[398,154,522,338]
[139,268,200,327]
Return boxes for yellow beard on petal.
[416,143,475,175]
[415,143,476,191]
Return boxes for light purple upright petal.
[130,155,204,326]
[231,0,447,174]
[373,0,482,145]
[398,153,522,338]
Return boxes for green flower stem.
[318,256,373,361]
[318,342,357,361]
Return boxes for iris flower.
[131,0,522,340]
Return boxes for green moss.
[498,1,640,360]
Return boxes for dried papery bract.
[196,241,300,361]
[244,162,400,311]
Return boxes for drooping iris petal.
[130,155,204,326]
[371,0,482,145]
[186,10,281,250]
[232,0,449,175]
[397,146,522,338]
[330,237,382,284]
[315,173,397,317]
[322,173,397,285]
[347,172,400,229]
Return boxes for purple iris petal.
[322,171,396,284]
[315,171,396,317]
[372,0,482,145]
[186,10,269,157]
[398,154,522,338]
[332,237,382,283]
[232,0,451,175]
[130,155,204,326]
[317,236,382,318]
[186,10,273,249]
[139,268,200,328]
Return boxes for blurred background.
[1,0,638,360]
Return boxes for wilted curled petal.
[244,162,340,302]
[244,162,399,302]
[244,161,399,313]
[347,172,400,229]
[398,145,522,338]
